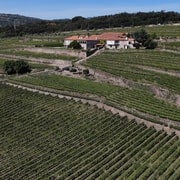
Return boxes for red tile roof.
[65,32,134,41]
[98,32,130,41]
[65,35,86,40]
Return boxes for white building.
[64,32,135,50]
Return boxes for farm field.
[143,24,180,38]
[0,25,179,51]
[0,58,53,72]
[159,41,180,51]
[0,37,77,62]
[0,23,180,179]
[94,24,180,38]
[11,74,180,123]
[0,50,76,61]
[84,50,180,93]
[0,84,179,179]
[63,24,180,38]
[0,36,64,50]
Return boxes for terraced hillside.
[84,50,180,93]
[159,41,180,51]
[0,84,179,179]
[11,74,180,124]
[0,58,53,72]
[0,49,76,61]
[115,25,180,38]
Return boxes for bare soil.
[137,65,180,77]
[0,54,72,68]
[24,47,86,59]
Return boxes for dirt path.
[75,48,105,65]
[137,65,180,77]
[2,50,179,107]
[0,54,72,68]
[73,48,180,107]
[3,81,180,138]
[77,64,129,87]
[158,49,180,54]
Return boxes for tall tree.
[3,60,31,75]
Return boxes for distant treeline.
[0,13,41,28]
[0,11,179,37]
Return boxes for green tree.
[133,29,157,49]
[15,60,31,74]
[144,39,158,49]
[83,69,89,75]
[3,60,31,75]
[133,29,149,45]
[3,60,16,75]
[68,40,82,49]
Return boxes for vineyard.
[0,58,53,72]
[0,50,76,61]
[76,24,180,39]
[11,74,180,123]
[85,50,180,93]
[0,36,65,51]
[0,84,179,179]
[0,25,179,52]
[159,41,180,51]
[0,23,180,179]
[102,25,180,38]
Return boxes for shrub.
[69,67,77,72]
[3,60,31,75]
[144,39,158,49]
[133,29,157,49]
[3,60,16,75]
[15,60,32,74]
[68,40,82,49]
[133,29,149,46]
[83,69,89,75]
[133,43,141,49]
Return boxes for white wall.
[106,40,135,49]
[64,40,72,46]
[80,43,87,50]
[106,40,115,45]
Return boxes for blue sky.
[0,0,179,19]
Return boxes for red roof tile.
[65,32,134,41]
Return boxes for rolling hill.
[0,13,41,27]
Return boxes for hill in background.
[0,11,179,37]
[0,13,41,27]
